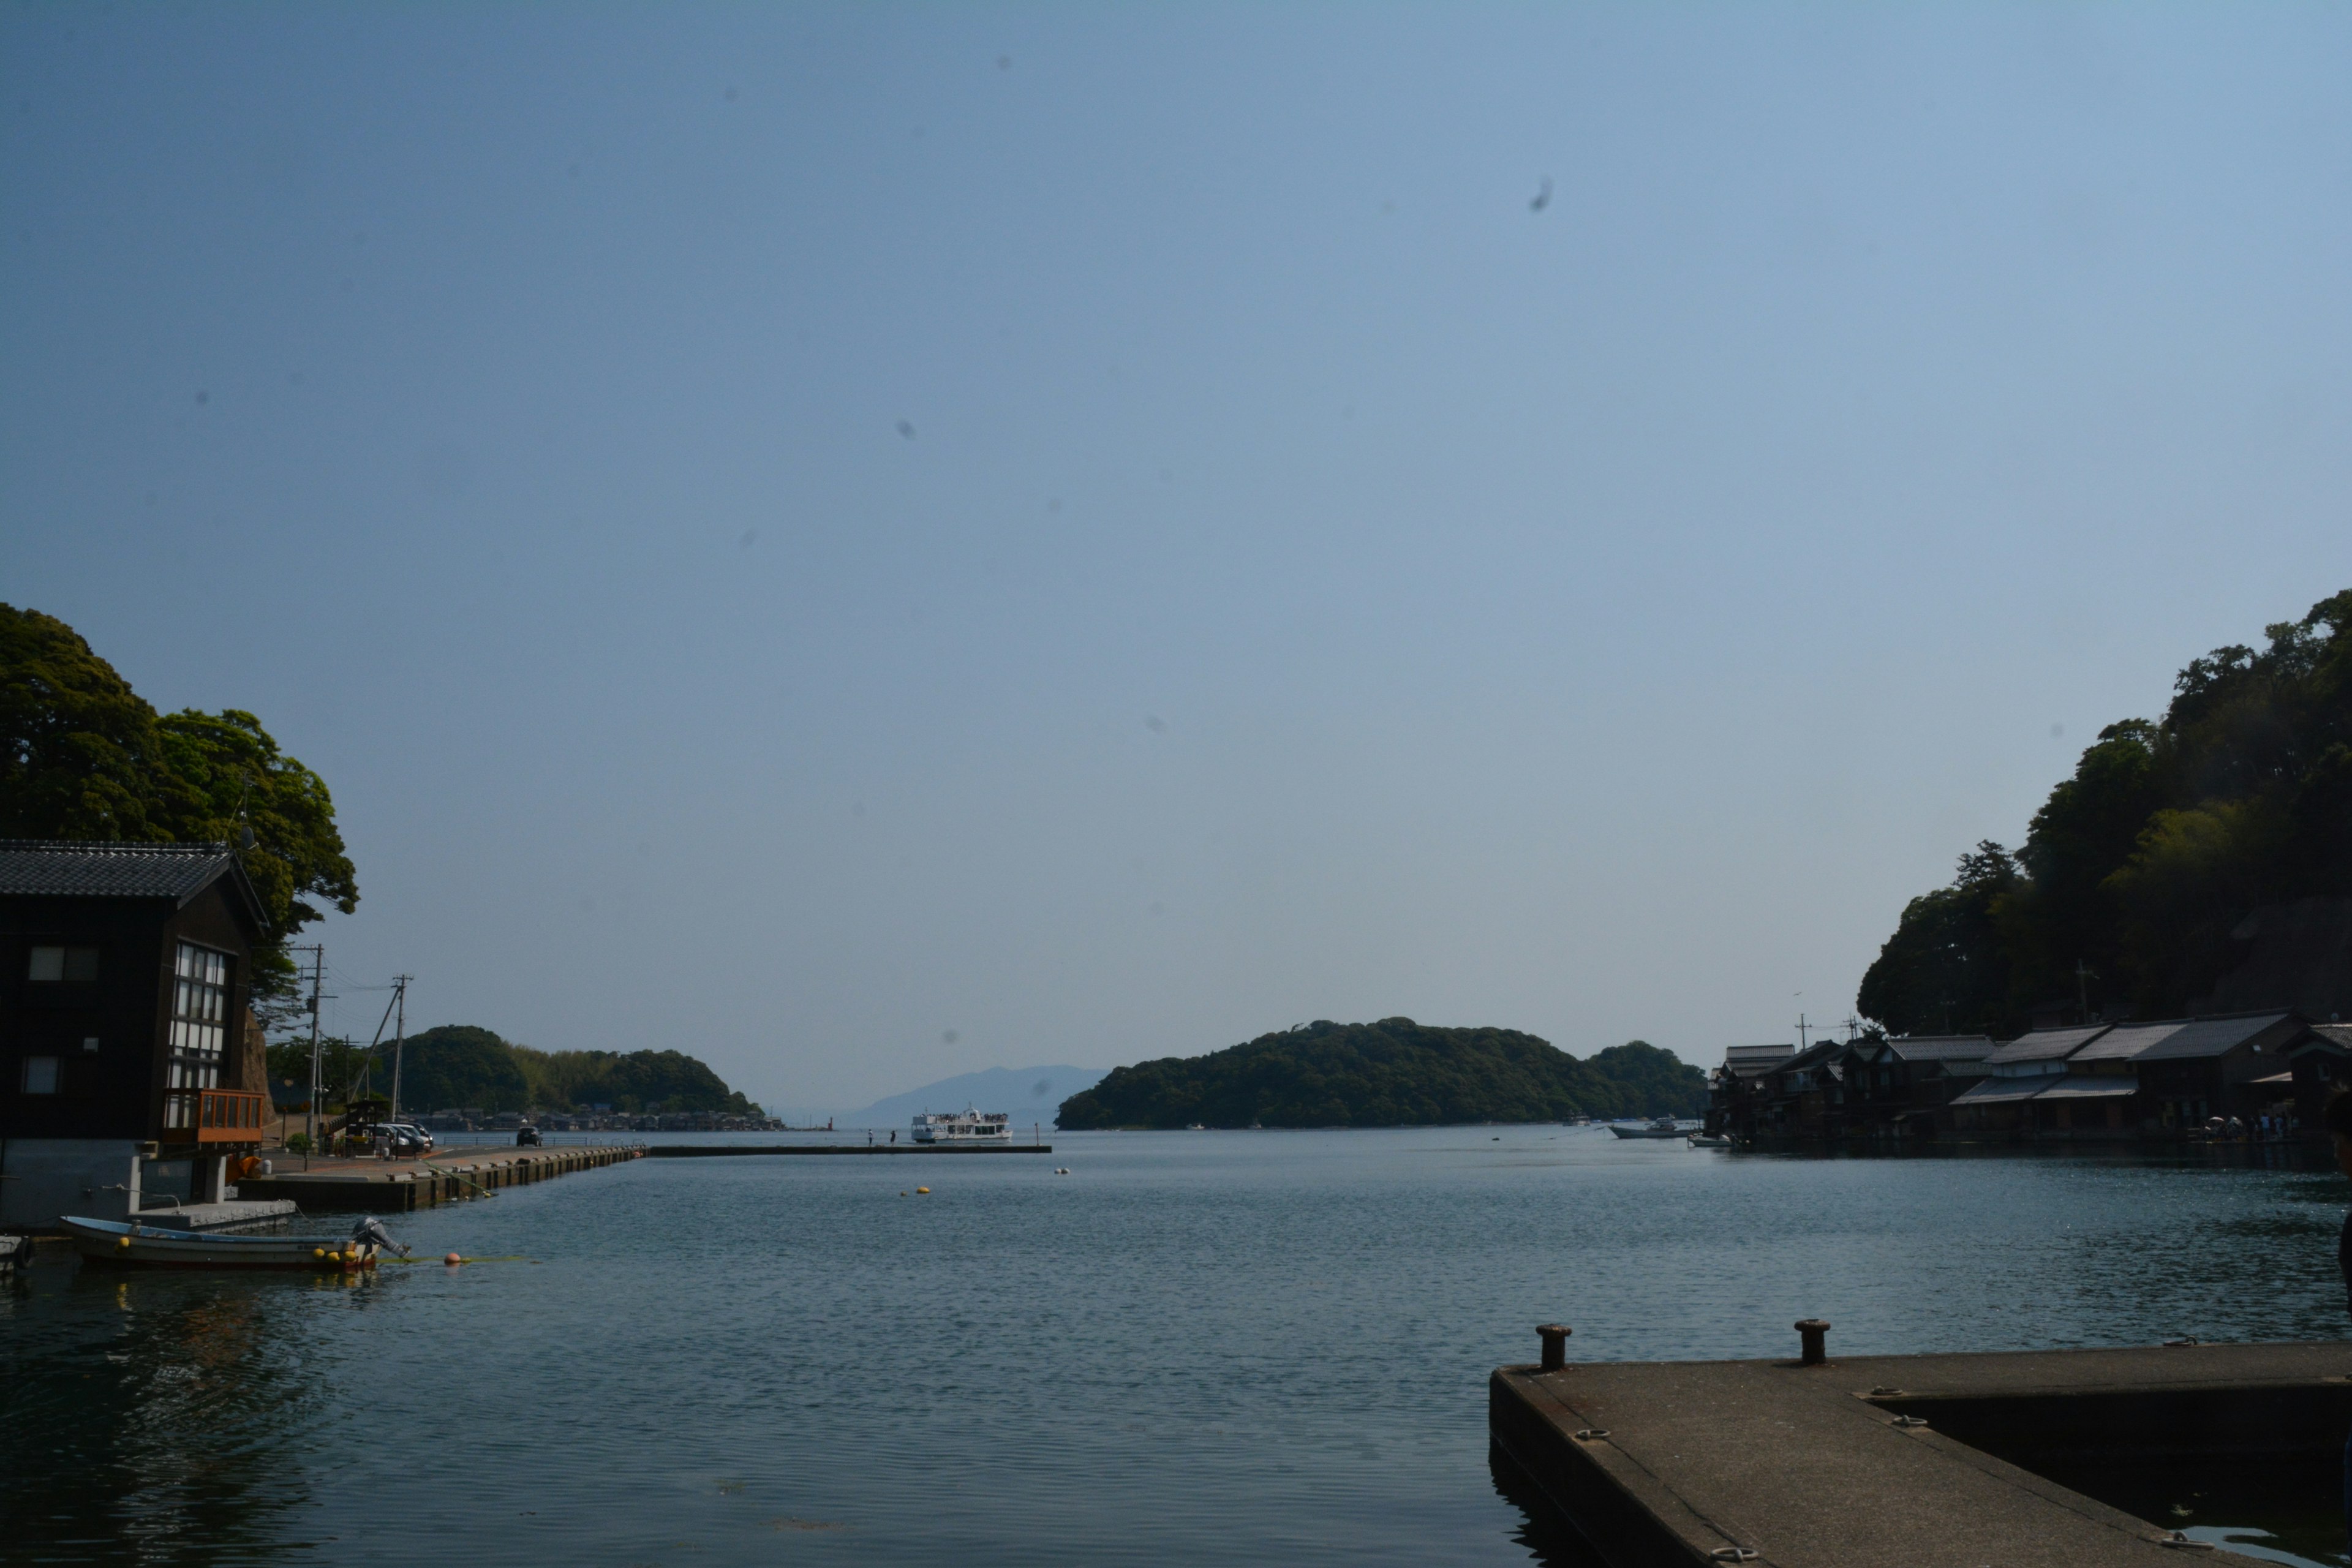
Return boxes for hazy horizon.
[6,5,2348,1110]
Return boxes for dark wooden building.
[0,841,270,1229]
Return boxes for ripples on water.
[5,1129,2347,1566]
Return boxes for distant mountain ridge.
[842,1065,1111,1130]
[1055,1019,1705,1129]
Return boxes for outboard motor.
[349,1216,409,1257]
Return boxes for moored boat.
[62,1216,388,1271]
[910,1107,1011,1144]
[1609,1117,1689,1140]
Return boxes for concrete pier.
[236,1144,641,1213]
[1491,1337,2352,1566]
[647,1142,1053,1157]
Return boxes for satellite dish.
[238,825,257,850]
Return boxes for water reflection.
[2,1257,332,1562]
[3,1132,2348,1566]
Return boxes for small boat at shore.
[1686,1132,1734,1148]
[61,1216,394,1271]
[1609,1117,1690,1140]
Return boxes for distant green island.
[268,1023,761,1117]
[1055,1019,1705,1130]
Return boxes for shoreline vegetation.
[1859,588,2350,1035]
[266,1023,762,1118]
[1055,1018,1705,1131]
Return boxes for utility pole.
[390,974,410,1122]
[2075,959,2095,1023]
[289,944,328,1169]
[1795,1013,1811,1052]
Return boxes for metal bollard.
[1537,1323,1573,1372]
[1795,1319,1831,1366]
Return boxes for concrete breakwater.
[1491,1333,2352,1566]
[236,1144,642,1213]
[647,1142,1054,1157]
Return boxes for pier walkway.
[236,1144,641,1213]
[1492,1336,2352,1566]
[647,1142,1052,1157]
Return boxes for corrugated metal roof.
[1951,1077,2057,1105]
[2133,1013,2294,1061]
[1984,1025,2111,1065]
[0,839,248,908]
[2071,1022,2184,1062]
[2034,1076,2139,1101]
[1883,1034,1996,1063]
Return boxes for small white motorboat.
[1609,1117,1689,1140]
[61,1215,398,1272]
[1686,1132,1734,1148]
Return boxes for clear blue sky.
[5,4,2348,1112]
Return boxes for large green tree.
[1860,590,2352,1030]
[0,605,358,1013]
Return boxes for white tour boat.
[910,1108,1012,1144]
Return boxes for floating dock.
[236,1144,642,1212]
[1491,1330,2352,1566]
[647,1142,1053,1157]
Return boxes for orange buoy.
[445,1252,462,1265]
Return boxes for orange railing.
[162,1088,268,1145]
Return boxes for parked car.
[380,1123,432,1154]
[516,1125,543,1147]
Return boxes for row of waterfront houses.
[1708,1011,2352,1142]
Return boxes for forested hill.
[1859,589,2352,1033]
[288,1024,762,1116]
[1054,1019,1705,1130]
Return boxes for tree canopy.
[384,1023,761,1115]
[1860,589,2352,1031]
[1,605,358,1012]
[1054,1018,1706,1129]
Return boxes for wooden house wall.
[0,882,256,1143]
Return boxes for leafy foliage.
[1860,590,2352,1030]
[390,1024,760,1115]
[1054,1019,1706,1129]
[0,605,358,1017]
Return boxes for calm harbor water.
[6,1127,2351,1567]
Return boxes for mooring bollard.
[1537,1323,1573,1372]
[1795,1318,1831,1366]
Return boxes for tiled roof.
[1723,1044,1795,1077]
[2071,1022,2183,1062]
[1985,1025,2112,1065]
[0,840,247,906]
[2132,1013,2295,1061]
[1883,1034,1996,1063]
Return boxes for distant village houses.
[1708,1010,2352,1142]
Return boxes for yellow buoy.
[915,1186,930,1194]
[313,1248,325,1259]
[117,1236,132,1250]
